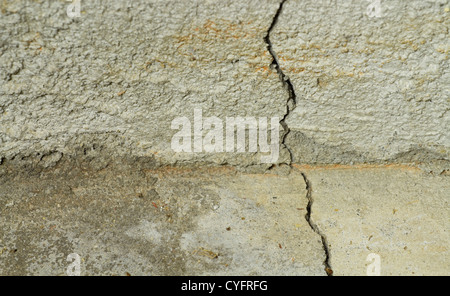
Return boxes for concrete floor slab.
[0,161,326,275]
[299,165,449,275]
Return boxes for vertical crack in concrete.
[264,0,296,164]
[302,173,333,276]
[265,0,333,276]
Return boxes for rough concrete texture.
[1,0,448,167]
[1,0,449,276]
[0,0,289,168]
[300,165,449,275]
[0,161,325,275]
[272,0,449,165]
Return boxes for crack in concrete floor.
[301,172,333,276]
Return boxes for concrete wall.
[1,0,449,276]
[1,0,448,169]
[274,0,449,165]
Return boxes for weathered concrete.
[1,0,449,276]
[0,161,325,275]
[0,0,289,168]
[300,165,449,276]
[1,0,449,167]
[272,0,449,165]
[1,160,447,275]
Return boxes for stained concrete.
[0,0,289,168]
[1,0,449,276]
[0,160,325,276]
[1,159,447,275]
[1,1,448,166]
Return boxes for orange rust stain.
[292,163,421,172]
[173,19,280,81]
[255,65,269,73]
[141,163,423,181]
[287,67,306,74]
[174,18,270,77]
[143,165,237,178]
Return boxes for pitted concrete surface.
[272,0,449,165]
[0,0,289,167]
[1,0,449,276]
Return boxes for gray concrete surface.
[1,0,449,276]
[1,160,448,275]
[0,0,290,168]
[273,0,449,165]
[3,0,447,168]
[0,160,325,275]
[299,165,449,275]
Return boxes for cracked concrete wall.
[0,0,449,276]
[272,0,449,166]
[0,0,289,168]
[1,0,448,168]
